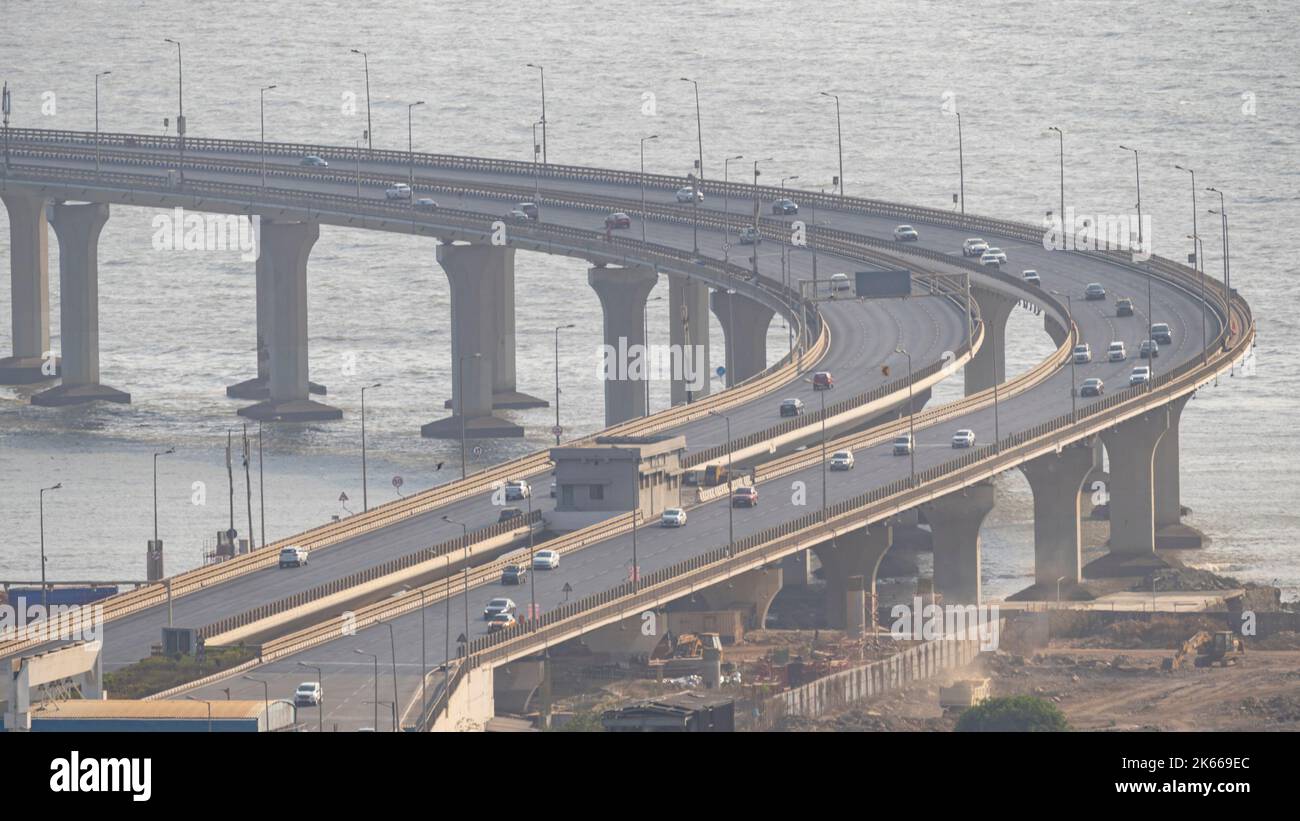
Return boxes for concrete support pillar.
[845,576,868,639]
[1099,408,1170,557]
[32,202,129,406]
[239,221,340,421]
[484,253,547,409]
[1020,443,1095,590]
[423,243,523,438]
[813,525,893,629]
[0,188,57,383]
[964,287,1017,395]
[781,549,813,587]
[588,264,659,426]
[710,566,783,629]
[667,272,710,405]
[922,481,995,606]
[1154,394,1203,548]
[710,289,774,387]
[580,611,666,663]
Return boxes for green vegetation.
[103,645,257,699]
[954,696,1070,732]
[546,708,606,732]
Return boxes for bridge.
[0,125,1253,731]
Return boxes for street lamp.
[707,410,734,557]
[39,482,61,609]
[751,157,773,279]
[152,448,174,567]
[457,352,481,479]
[296,661,324,733]
[554,324,574,446]
[1047,126,1064,228]
[895,347,917,484]
[819,91,843,197]
[1175,165,1207,364]
[361,382,381,511]
[377,619,400,732]
[1052,291,1078,416]
[259,84,277,186]
[722,154,743,258]
[531,119,544,207]
[94,71,111,176]
[1186,233,1208,362]
[526,63,547,163]
[443,515,470,661]
[185,696,213,733]
[639,135,659,243]
[241,675,270,730]
[1120,145,1152,368]
[349,49,372,149]
[955,108,965,215]
[804,377,828,518]
[680,78,704,182]
[1207,186,1231,319]
[781,175,800,189]
[163,39,185,181]
[407,101,425,190]
[354,649,379,730]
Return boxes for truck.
[939,678,991,711]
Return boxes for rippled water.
[1,0,1296,597]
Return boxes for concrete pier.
[1097,408,1169,560]
[709,566,783,629]
[0,188,58,383]
[238,221,340,421]
[710,289,774,387]
[423,243,523,438]
[1020,442,1095,590]
[813,525,893,629]
[964,286,1016,395]
[667,272,710,405]
[922,481,995,605]
[1154,394,1203,548]
[588,264,659,427]
[32,202,128,406]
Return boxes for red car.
[732,486,758,508]
[812,371,834,390]
[605,212,631,230]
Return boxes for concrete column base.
[237,397,342,422]
[812,525,893,629]
[227,376,327,400]
[0,355,59,384]
[421,414,525,439]
[441,390,549,411]
[922,481,995,606]
[1156,523,1206,550]
[31,382,130,406]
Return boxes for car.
[962,238,989,257]
[1107,341,1127,362]
[504,480,530,501]
[732,486,759,507]
[385,182,412,200]
[952,429,976,448]
[1130,365,1151,385]
[414,197,438,211]
[533,549,560,570]
[1073,343,1092,364]
[1084,282,1106,300]
[1150,323,1173,345]
[605,212,631,229]
[1116,297,1135,317]
[501,564,528,585]
[1079,377,1104,397]
[483,597,516,619]
[779,397,805,417]
[985,247,1008,265]
[829,450,855,471]
[1022,269,1041,286]
[498,507,524,523]
[300,155,329,168]
[893,225,919,242]
[505,209,530,223]
[812,371,834,390]
[1139,339,1160,359]
[294,682,323,706]
[830,272,852,293]
[893,434,914,456]
[487,612,517,631]
[738,225,761,245]
[661,508,688,527]
[771,198,799,215]
[278,545,308,568]
[675,186,704,203]
[549,481,557,498]
[517,202,539,220]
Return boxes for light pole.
[722,154,743,258]
[639,134,659,243]
[707,410,734,557]
[185,696,213,733]
[39,482,61,609]
[1207,186,1231,317]
[241,675,269,730]
[1053,291,1078,416]
[152,447,173,559]
[443,515,470,661]
[377,620,399,732]
[457,352,481,479]
[350,49,372,149]
[1120,145,1152,366]
[259,84,276,186]
[163,39,185,182]
[407,101,425,191]
[526,63,547,163]
[296,662,324,733]
[532,119,544,208]
[724,287,737,387]
[354,649,378,729]
[257,422,265,549]
[819,92,843,197]
[94,71,110,176]
[1047,126,1064,228]
[1175,165,1206,363]
[895,347,916,484]
[681,78,704,182]
[955,109,965,215]
[554,324,574,445]
[361,382,380,512]
[781,175,799,189]
[1187,233,1207,362]
[805,377,828,518]
[752,157,773,279]
[629,456,639,591]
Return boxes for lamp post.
[751,157,773,279]
[639,134,658,243]
[354,649,378,730]
[39,483,61,609]
[241,675,269,730]
[1175,165,1207,363]
[680,78,704,181]
[805,377,828,518]
[296,662,324,732]
[407,101,424,191]
[443,515,470,661]
[1187,233,1207,362]
[532,119,544,207]
[554,324,574,446]
[955,109,965,215]
[94,71,110,176]
[526,63,547,163]
[349,49,372,149]
[185,696,213,733]
[1047,126,1064,228]
[361,382,380,511]
[819,91,843,197]
[1119,145,1152,368]
[1207,186,1231,316]
[895,347,916,484]
[1053,291,1078,416]
[152,448,173,564]
[163,39,185,182]
[723,154,743,259]
[377,620,400,732]
[708,410,734,556]
[781,175,799,189]
[457,352,481,479]
[259,84,276,186]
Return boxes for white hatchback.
[661,508,688,527]
[533,549,560,570]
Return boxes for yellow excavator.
[1165,631,1246,670]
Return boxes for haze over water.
[1,1,1295,599]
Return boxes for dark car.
[518,202,539,220]
[1139,340,1160,359]
[771,198,799,215]
[1116,297,1135,317]
[1150,323,1173,345]
[812,371,833,390]
[1084,283,1106,300]
[732,486,759,508]
[501,564,528,585]
[1079,377,1104,397]
[779,397,805,417]
[605,212,631,229]
[498,507,524,523]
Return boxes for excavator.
[1164,631,1246,670]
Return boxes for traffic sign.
[551,425,563,436]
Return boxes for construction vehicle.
[669,632,721,659]
[1164,630,1246,670]
[939,678,991,711]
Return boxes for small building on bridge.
[549,435,686,531]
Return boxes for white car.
[829,450,855,470]
[675,186,704,203]
[1107,341,1127,362]
[504,480,530,501]
[661,508,688,527]
[278,545,308,568]
[893,434,913,456]
[294,682,323,706]
[385,182,412,200]
[1073,343,1092,364]
[979,247,1007,266]
[952,429,976,448]
[893,225,919,241]
[830,272,852,293]
[1130,366,1151,386]
[1022,269,1041,286]
[962,238,989,257]
[533,549,560,570]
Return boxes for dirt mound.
[1074,616,1224,650]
